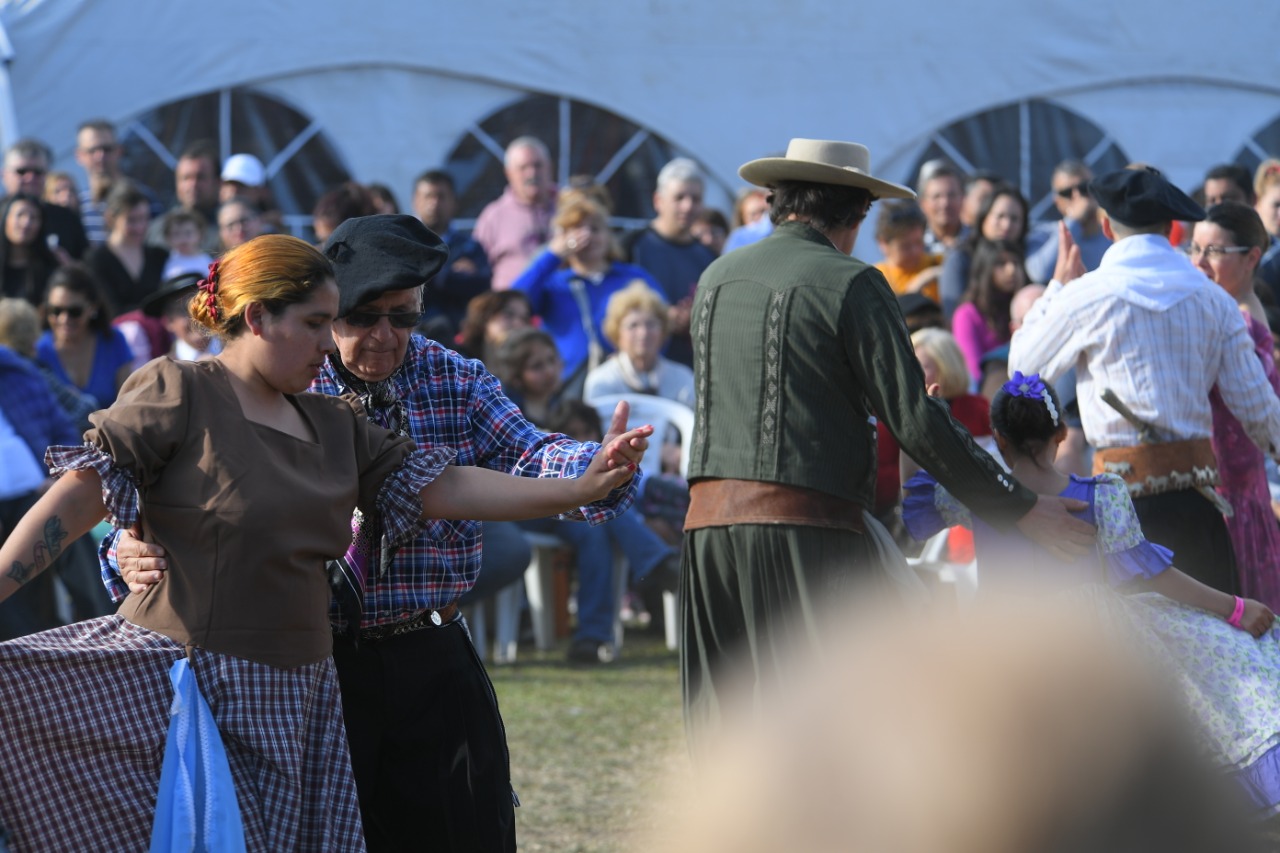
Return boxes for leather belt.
[685,478,866,533]
[358,602,459,642]
[1092,438,1219,498]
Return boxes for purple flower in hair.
[1002,371,1058,424]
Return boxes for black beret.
[140,272,204,317]
[323,214,450,317]
[1088,168,1205,228]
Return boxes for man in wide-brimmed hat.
[1011,166,1280,595]
[681,139,1097,733]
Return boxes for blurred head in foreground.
[649,593,1262,853]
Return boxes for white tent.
[4,0,1279,251]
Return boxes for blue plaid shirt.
[101,336,638,627]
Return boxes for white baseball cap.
[221,153,265,187]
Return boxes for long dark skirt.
[0,615,364,852]
[680,521,913,736]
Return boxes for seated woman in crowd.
[497,327,677,664]
[0,193,58,305]
[36,264,133,409]
[951,238,1028,382]
[85,181,169,314]
[584,280,695,407]
[1192,202,1280,611]
[453,289,532,367]
[939,184,1029,317]
[511,195,660,398]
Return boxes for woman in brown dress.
[0,234,645,851]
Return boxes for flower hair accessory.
[1002,371,1058,425]
[197,260,220,322]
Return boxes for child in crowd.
[904,373,1280,816]
[952,238,1027,382]
[138,272,221,361]
[873,200,943,303]
[160,208,215,280]
[43,171,81,214]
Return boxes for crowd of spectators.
[6,115,1280,659]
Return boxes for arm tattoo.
[6,516,70,586]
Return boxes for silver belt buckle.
[430,609,443,626]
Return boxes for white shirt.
[583,353,695,408]
[1009,234,1280,453]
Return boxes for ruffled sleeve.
[342,394,476,549]
[375,447,476,549]
[46,444,140,531]
[1092,474,1173,585]
[902,471,972,541]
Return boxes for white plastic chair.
[586,393,696,479]
[905,527,978,603]
[588,394,693,652]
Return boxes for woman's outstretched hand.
[578,405,653,503]
[1239,598,1276,638]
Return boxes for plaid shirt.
[315,336,638,628]
[97,337,638,623]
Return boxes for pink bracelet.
[1228,596,1246,629]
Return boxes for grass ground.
[489,633,689,853]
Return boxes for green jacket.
[688,220,1035,529]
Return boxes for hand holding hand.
[599,401,652,470]
[578,420,654,504]
[118,526,168,594]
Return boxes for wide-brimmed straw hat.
[739,139,915,200]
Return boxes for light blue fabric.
[149,659,246,853]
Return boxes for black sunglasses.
[1055,182,1090,199]
[14,167,46,177]
[343,310,422,329]
[47,305,86,319]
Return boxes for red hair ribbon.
[197,260,221,321]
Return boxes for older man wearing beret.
[108,215,648,852]
[681,139,1096,734]
[1011,166,1280,595]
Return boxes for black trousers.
[331,620,516,853]
[1132,489,1239,595]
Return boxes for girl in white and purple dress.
[904,372,1280,815]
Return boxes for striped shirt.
[1009,234,1280,453]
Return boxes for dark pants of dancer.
[1133,489,1239,595]
[332,620,516,853]
[680,522,879,734]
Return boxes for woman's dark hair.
[42,263,115,336]
[456,290,532,359]
[0,193,56,304]
[990,377,1064,462]
[768,180,875,232]
[494,326,558,394]
[962,238,1024,335]
[1202,202,1269,254]
[966,184,1029,250]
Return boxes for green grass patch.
[491,634,688,852]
